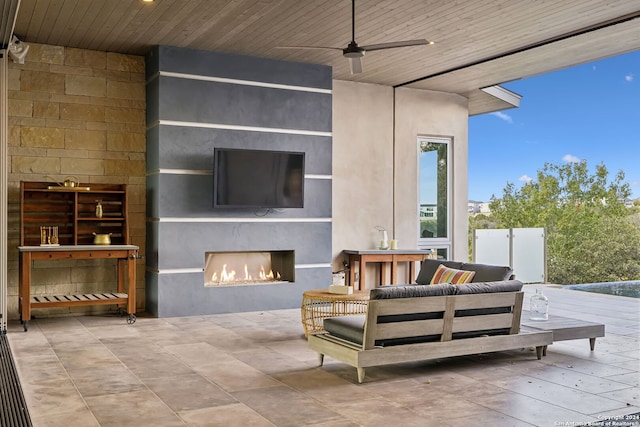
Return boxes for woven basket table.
[301,289,369,337]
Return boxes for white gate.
[473,228,546,283]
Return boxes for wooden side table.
[301,289,369,337]
[520,312,605,354]
[343,249,431,290]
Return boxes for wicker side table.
[301,289,369,337]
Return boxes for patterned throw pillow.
[430,264,475,285]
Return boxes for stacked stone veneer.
[5,43,146,318]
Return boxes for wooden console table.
[343,249,431,290]
[18,245,139,331]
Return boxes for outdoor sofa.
[308,260,553,383]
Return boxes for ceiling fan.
[276,0,434,74]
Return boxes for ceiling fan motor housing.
[343,41,365,58]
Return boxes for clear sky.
[468,49,640,203]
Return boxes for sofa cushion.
[415,259,463,285]
[452,280,523,295]
[323,315,442,347]
[430,264,476,285]
[459,262,514,282]
[370,283,455,300]
[324,315,365,344]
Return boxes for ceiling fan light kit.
[277,0,433,74]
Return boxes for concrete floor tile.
[488,375,629,415]
[233,386,345,427]
[67,364,146,397]
[22,378,88,419]
[267,338,322,363]
[203,333,265,352]
[541,352,636,378]
[610,359,640,371]
[306,422,361,427]
[233,347,316,375]
[476,390,599,426]
[615,349,640,360]
[75,314,133,328]
[329,397,447,427]
[30,407,100,427]
[145,373,237,412]
[84,389,184,427]
[13,353,69,384]
[275,368,376,403]
[84,324,142,341]
[34,316,86,332]
[178,403,275,426]
[501,363,632,394]
[44,329,102,350]
[163,341,235,368]
[194,358,282,392]
[6,330,52,355]
[54,344,122,370]
[598,386,640,406]
[115,349,196,380]
[407,393,496,420]
[606,372,640,387]
[442,408,536,427]
[545,341,638,364]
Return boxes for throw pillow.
[415,259,463,285]
[430,264,476,285]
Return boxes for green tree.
[489,161,640,284]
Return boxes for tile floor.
[6,285,640,427]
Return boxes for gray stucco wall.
[145,46,332,317]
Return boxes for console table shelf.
[31,292,129,308]
[20,181,129,246]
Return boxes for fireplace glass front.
[204,250,295,287]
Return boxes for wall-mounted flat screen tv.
[213,148,305,208]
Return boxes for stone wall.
[5,43,146,318]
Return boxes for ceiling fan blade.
[275,45,343,51]
[362,39,433,52]
[349,57,363,74]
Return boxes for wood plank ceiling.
[10,0,640,114]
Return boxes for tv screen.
[213,148,305,208]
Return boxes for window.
[418,137,451,257]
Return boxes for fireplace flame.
[211,263,280,285]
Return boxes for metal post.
[0,51,8,333]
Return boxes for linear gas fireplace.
[204,250,295,287]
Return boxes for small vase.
[378,229,389,250]
[95,200,103,218]
[530,288,549,321]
